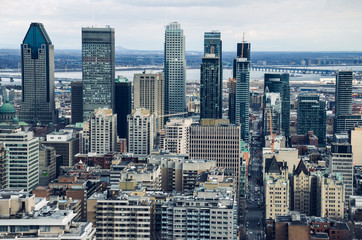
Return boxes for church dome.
[0,99,16,114]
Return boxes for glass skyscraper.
[20,22,57,124]
[164,22,186,115]
[115,77,132,139]
[264,73,290,140]
[82,27,115,120]
[297,94,326,147]
[335,71,353,117]
[234,42,251,143]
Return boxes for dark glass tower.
[233,42,251,143]
[264,73,290,139]
[82,27,115,120]
[297,94,326,147]
[335,71,352,117]
[20,22,57,124]
[71,81,83,123]
[115,77,132,139]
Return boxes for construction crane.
[269,109,275,153]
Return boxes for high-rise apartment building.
[89,109,117,154]
[164,22,186,115]
[335,71,352,117]
[114,76,132,138]
[82,27,115,120]
[329,143,353,205]
[163,118,193,154]
[292,160,312,216]
[234,42,251,142]
[127,108,154,155]
[0,131,39,191]
[297,95,326,147]
[264,73,290,139]
[20,22,57,124]
[71,81,83,123]
[134,72,164,133]
[200,54,222,119]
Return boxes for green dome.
[0,99,16,114]
[13,116,19,123]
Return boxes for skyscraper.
[264,73,290,139]
[263,92,282,137]
[297,94,326,147]
[20,22,57,124]
[115,77,132,138]
[164,22,186,115]
[134,71,164,133]
[200,54,221,119]
[335,71,352,117]
[228,78,236,123]
[82,27,115,120]
[234,42,251,142]
[71,81,83,123]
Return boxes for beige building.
[263,147,299,175]
[134,71,164,134]
[292,160,312,216]
[351,126,362,166]
[318,172,345,218]
[128,108,154,155]
[264,156,290,220]
[163,118,193,154]
[87,191,154,240]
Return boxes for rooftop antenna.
[241,32,245,58]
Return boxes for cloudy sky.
[0,0,361,51]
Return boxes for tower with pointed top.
[19,22,57,124]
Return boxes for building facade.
[163,118,193,154]
[20,22,57,124]
[115,76,132,138]
[164,22,186,115]
[39,146,56,186]
[82,27,115,120]
[0,144,8,189]
[71,81,83,123]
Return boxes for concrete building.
[42,131,79,167]
[20,22,57,124]
[71,81,83,124]
[329,143,353,205]
[318,172,345,218]
[82,26,115,120]
[161,188,237,240]
[0,144,8,189]
[263,148,299,175]
[0,191,95,239]
[0,131,39,191]
[264,156,290,220]
[134,71,164,133]
[88,108,117,154]
[114,76,132,139]
[127,108,154,155]
[292,160,312,215]
[39,146,56,186]
[164,22,186,115]
[163,118,193,154]
[75,152,116,169]
[350,126,362,166]
[87,191,155,240]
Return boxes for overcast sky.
[0,0,361,51]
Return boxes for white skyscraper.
[164,22,186,115]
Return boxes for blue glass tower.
[20,23,57,124]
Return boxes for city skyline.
[0,0,362,51]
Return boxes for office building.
[19,22,57,124]
[263,92,282,137]
[297,95,326,147]
[71,81,83,123]
[161,188,237,240]
[115,76,132,138]
[0,131,39,191]
[163,118,193,154]
[335,114,362,134]
[38,146,56,186]
[228,78,236,123]
[335,71,353,117]
[82,26,115,120]
[350,126,362,166]
[127,108,154,155]
[87,191,155,239]
[234,42,251,142]
[329,143,353,204]
[42,131,79,167]
[134,71,164,133]
[0,144,7,189]
[264,73,290,139]
[164,22,186,115]
[200,54,222,119]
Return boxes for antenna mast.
[241,32,245,58]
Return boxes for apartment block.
[163,118,193,154]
